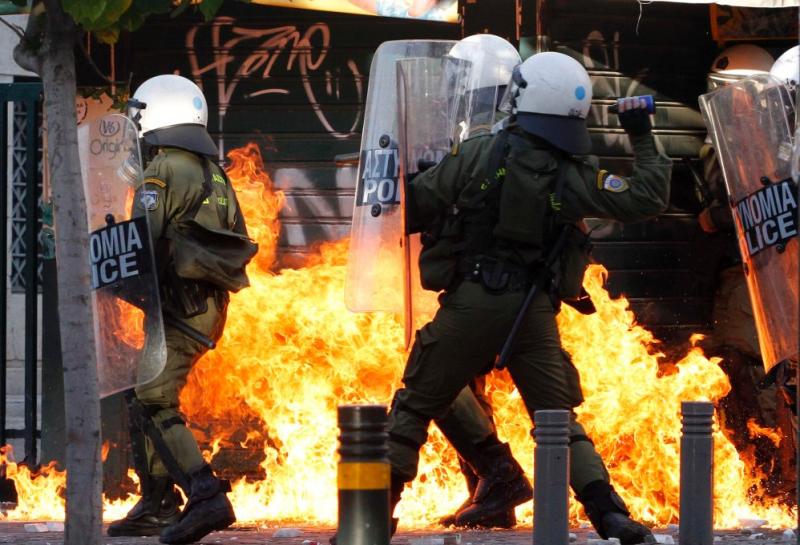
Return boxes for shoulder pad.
[462,132,494,145]
[139,153,168,189]
[578,155,600,168]
[456,133,494,156]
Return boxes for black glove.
[616,96,652,136]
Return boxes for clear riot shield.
[699,75,798,371]
[345,40,457,314]
[397,55,471,347]
[78,113,167,397]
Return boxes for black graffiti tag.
[186,18,364,145]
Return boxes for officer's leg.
[107,332,199,537]
[388,282,513,524]
[111,312,236,543]
[505,290,653,545]
[152,319,236,545]
[436,385,531,528]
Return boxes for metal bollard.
[337,405,391,545]
[680,401,715,545]
[533,410,570,545]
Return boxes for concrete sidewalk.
[0,523,793,545]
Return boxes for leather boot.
[453,443,532,527]
[159,465,235,544]
[329,473,403,545]
[576,480,655,545]
[107,476,182,537]
[440,456,516,529]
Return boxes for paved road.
[0,523,795,545]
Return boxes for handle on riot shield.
[163,312,216,349]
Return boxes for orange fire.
[1,143,794,529]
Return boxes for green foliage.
[62,0,236,45]
[0,0,29,14]
[197,0,223,20]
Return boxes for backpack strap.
[464,130,511,209]
[199,159,230,229]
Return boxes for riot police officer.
[387,51,671,545]
[432,34,532,530]
[692,45,776,444]
[108,75,255,544]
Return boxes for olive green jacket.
[408,124,673,295]
[133,147,248,244]
[132,147,251,291]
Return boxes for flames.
[0,143,794,529]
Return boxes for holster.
[460,256,533,294]
[163,268,210,319]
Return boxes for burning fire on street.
[0,143,795,529]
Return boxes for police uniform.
[387,121,671,539]
[131,147,249,480]
[107,74,254,545]
[109,147,250,543]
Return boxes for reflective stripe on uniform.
[338,462,390,490]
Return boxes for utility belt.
[458,256,538,294]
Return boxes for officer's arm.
[698,146,734,233]
[563,132,672,223]
[406,152,468,233]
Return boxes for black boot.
[159,465,235,544]
[107,476,182,537]
[440,456,516,529]
[453,443,532,527]
[329,473,403,545]
[576,480,655,545]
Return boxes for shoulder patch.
[142,177,166,188]
[139,190,159,211]
[600,172,630,193]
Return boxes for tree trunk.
[35,1,102,543]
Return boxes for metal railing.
[0,82,43,465]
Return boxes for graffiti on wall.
[185,17,365,156]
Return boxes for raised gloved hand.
[616,96,652,136]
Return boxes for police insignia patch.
[140,190,159,211]
[602,174,629,193]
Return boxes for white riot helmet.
[129,74,218,157]
[510,52,592,155]
[449,34,521,93]
[707,44,774,89]
[770,45,799,93]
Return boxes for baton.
[495,225,574,370]
[608,95,656,114]
[163,312,216,349]
[681,157,714,210]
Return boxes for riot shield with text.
[78,113,167,397]
[345,40,457,314]
[397,55,471,347]
[700,75,798,371]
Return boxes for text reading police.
[736,179,797,257]
[357,148,400,206]
[90,217,151,289]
